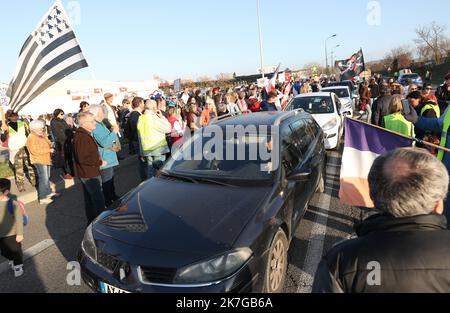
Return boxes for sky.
[0,0,449,83]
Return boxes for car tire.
[263,228,288,293]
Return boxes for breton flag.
[339,118,413,208]
[8,0,88,113]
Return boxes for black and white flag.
[8,0,88,112]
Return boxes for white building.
[5,79,159,117]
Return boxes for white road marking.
[0,239,56,275]
[296,151,341,293]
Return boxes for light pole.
[330,45,340,74]
[325,34,337,75]
[256,0,265,78]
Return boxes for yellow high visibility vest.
[420,103,441,118]
[137,113,168,153]
[384,113,415,137]
[8,121,28,151]
[438,110,450,161]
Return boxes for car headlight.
[173,248,252,284]
[322,119,338,131]
[81,224,97,262]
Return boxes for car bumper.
[78,250,264,293]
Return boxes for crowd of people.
[1,70,450,281]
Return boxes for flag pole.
[347,117,450,154]
[56,0,118,128]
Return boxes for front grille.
[97,250,119,272]
[140,266,177,284]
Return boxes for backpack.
[7,198,29,226]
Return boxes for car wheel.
[264,228,288,293]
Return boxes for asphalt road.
[0,145,365,293]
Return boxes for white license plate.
[100,281,130,294]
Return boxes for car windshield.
[163,130,276,184]
[323,88,349,98]
[287,97,334,114]
[328,82,355,92]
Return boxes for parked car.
[325,80,359,104]
[321,86,354,117]
[79,111,326,293]
[284,93,345,150]
[398,73,423,87]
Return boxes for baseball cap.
[167,101,176,107]
[150,90,165,101]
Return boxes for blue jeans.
[80,176,106,225]
[146,155,166,179]
[132,141,148,181]
[34,164,51,200]
[101,167,118,207]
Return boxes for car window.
[305,118,320,137]
[280,123,302,173]
[287,96,334,114]
[324,88,349,98]
[290,120,313,156]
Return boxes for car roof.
[321,86,349,90]
[295,92,334,98]
[213,111,310,127]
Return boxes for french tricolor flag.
[339,118,413,208]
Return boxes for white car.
[321,86,354,117]
[284,92,346,150]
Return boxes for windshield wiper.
[160,171,235,187]
[159,171,199,184]
[194,177,236,187]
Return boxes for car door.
[287,119,315,227]
[279,120,307,229]
[334,95,344,138]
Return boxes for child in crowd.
[0,178,24,277]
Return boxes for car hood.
[94,177,271,256]
[311,114,337,128]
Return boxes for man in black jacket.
[371,86,392,126]
[313,148,450,293]
[436,72,450,111]
[124,97,147,181]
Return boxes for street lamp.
[330,45,340,73]
[256,0,265,78]
[325,34,337,75]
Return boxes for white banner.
[0,85,9,107]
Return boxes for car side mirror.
[287,169,311,182]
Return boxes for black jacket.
[50,118,72,146]
[369,83,380,99]
[371,95,393,127]
[313,213,450,293]
[126,111,141,142]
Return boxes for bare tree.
[415,21,448,64]
[197,75,211,83]
[216,73,233,81]
[384,46,413,71]
[440,38,450,59]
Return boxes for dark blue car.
[78,111,326,294]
